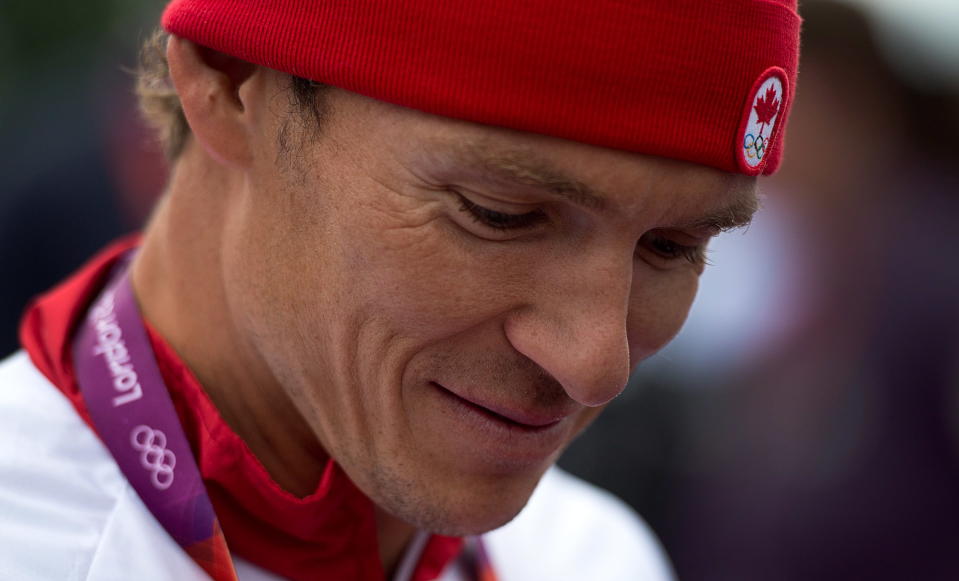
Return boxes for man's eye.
[640,231,708,265]
[457,195,546,231]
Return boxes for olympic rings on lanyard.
[130,424,177,490]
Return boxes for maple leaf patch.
[737,68,788,174]
[753,85,781,128]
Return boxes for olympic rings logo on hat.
[130,425,176,490]
[743,133,767,161]
[736,67,788,175]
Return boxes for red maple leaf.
[753,85,781,128]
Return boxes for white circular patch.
[741,75,784,170]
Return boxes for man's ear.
[166,35,258,166]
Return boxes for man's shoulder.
[483,466,675,581]
[0,351,207,580]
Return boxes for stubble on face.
[220,80,756,536]
[365,351,601,536]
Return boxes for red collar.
[19,236,462,581]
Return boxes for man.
[0,1,800,579]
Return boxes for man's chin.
[398,495,529,537]
[368,463,544,536]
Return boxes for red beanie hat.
[162,0,801,176]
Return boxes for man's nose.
[504,252,633,407]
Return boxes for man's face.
[220,70,757,534]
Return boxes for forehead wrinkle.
[449,142,608,211]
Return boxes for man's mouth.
[422,380,579,470]
[430,381,570,432]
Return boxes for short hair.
[135,28,327,161]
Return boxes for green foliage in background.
[4,1,118,65]
[0,1,159,100]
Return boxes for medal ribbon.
[72,254,237,581]
[471,536,497,581]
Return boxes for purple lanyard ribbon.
[72,254,236,580]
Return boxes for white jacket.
[0,351,674,581]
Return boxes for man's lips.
[430,382,572,430]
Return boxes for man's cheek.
[365,263,512,345]
[371,274,490,340]
[627,275,700,362]
[336,203,447,268]
[349,215,461,288]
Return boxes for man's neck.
[130,147,416,575]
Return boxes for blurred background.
[1,1,957,579]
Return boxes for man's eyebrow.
[682,193,760,232]
[450,145,608,210]
[449,143,759,231]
